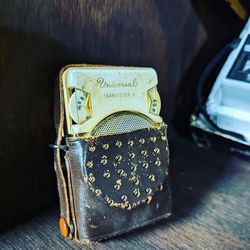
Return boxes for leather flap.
[70,125,169,210]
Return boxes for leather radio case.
[53,71,172,243]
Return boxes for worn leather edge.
[53,75,72,238]
[65,156,78,240]
[75,210,172,244]
[54,65,117,240]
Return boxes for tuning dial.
[69,89,90,124]
[148,87,161,115]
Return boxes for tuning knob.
[69,89,89,124]
[148,87,161,115]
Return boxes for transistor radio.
[53,65,171,243]
[61,65,163,137]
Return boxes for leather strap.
[53,76,72,238]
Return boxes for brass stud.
[129,152,135,158]
[89,146,96,153]
[114,179,122,190]
[131,163,137,172]
[133,188,140,197]
[114,183,121,191]
[158,184,164,191]
[150,137,157,143]
[109,199,115,207]
[134,178,140,185]
[116,179,122,185]
[129,175,136,183]
[149,174,156,181]
[83,175,88,182]
[117,169,127,177]
[105,196,111,203]
[139,138,145,144]
[121,195,128,201]
[125,203,132,210]
[141,150,148,156]
[154,148,160,154]
[103,171,110,178]
[128,140,134,147]
[103,144,109,150]
[95,189,102,196]
[145,195,153,204]
[146,188,152,195]
[101,158,107,165]
[86,161,93,168]
[142,162,149,169]
[117,169,124,175]
[115,155,122,162]
[88,173,95,183]
[155,159,161,167]
[115,140,122,148]
[129,175,139,185]
[161,135,167,141]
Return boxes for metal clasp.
[49,144,69,152]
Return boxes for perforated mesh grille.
[92,112,154,136]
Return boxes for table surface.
[1,138,249,250]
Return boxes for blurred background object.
[225,0,248,20]
[191,18,250,156]
[173,0,248,136]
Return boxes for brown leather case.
[53,78,172,243]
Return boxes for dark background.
[0,0,247,231]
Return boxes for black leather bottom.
[65,126,172,241]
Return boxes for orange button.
[59,217,69,238]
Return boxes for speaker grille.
[92,112,154,136]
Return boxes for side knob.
[68,89,89,124]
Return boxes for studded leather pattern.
[83,126,169,210]
[65,125,172,241]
